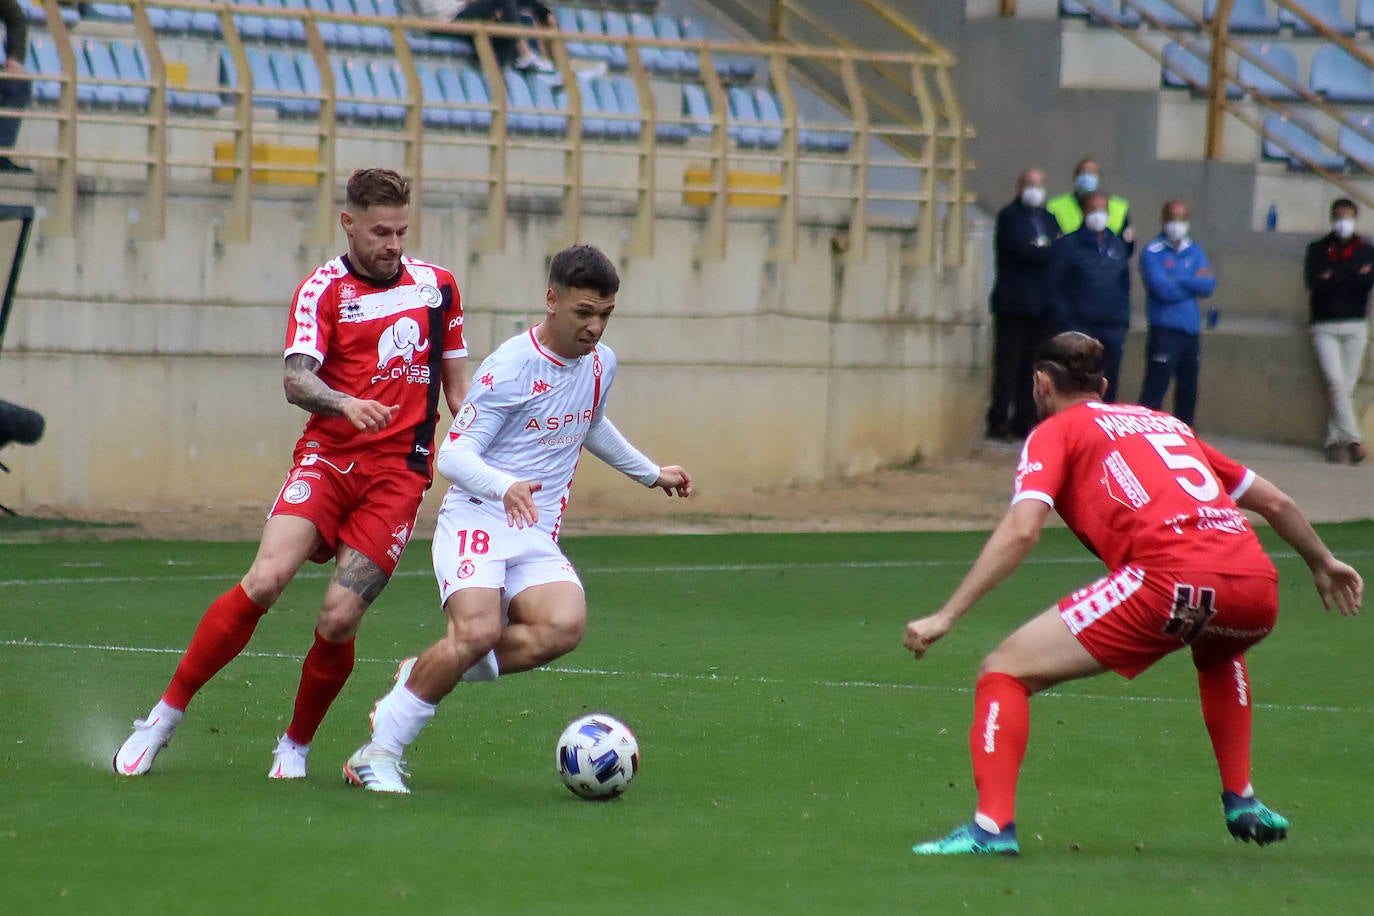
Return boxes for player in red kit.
[905,331,1363,856]
[114,169,469,780]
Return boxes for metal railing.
[20,0,975,266]
[1044,0,1374,211]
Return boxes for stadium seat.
[1361,0,1374,34]
[747,87,786,149]
[26,36,64,105]
[504,68,563,135]
[1161,40,1243,97]
[554,7,595,60]
[105,40,151,109]
[609,76,693,143]
[25,1,80,27]
[653,14,700,77]
[258,0,308,42]
[1262,113,1346,170]
[1120,0,1202,30]
[80,39,129,108]
[1278,0,1355,36]
[303,0,348,48]
[416,63,455,129]
[458,66,493,129]
[232,0,272,42]
[1311,46,1374,103]
[125,42,222,113]
[600,10,632,70]
[1339,113,1374,169]
[628,13,675,74]
[84,2,134,24]
[679,19,753,83]
[680,83,713,137]
[348,0,395,52]
[568,78,612,139]
[576,9,620,68]
[725,86,765,148]
[1203,0,1280,34]
[368,60,408,124]
[1236,42,1302,100]
[1059,0,1134,27]
[271,50,323,116]
[147,3,196,35]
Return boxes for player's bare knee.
[315,603,364,642]
[241,564,292,607]
[446,615,503,660]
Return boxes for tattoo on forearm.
[284,354,349,417]
[333,550,388,605]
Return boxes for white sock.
[974,812,1002,834]
[275,733,310,757]
[460,649,500,683]
[149,700,184,731]
[371,684,436,756]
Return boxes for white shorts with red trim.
[431,501,583,605]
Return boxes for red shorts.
[269,451,428,577]
[1058,564,1279,679]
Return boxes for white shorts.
[431,499,583,605]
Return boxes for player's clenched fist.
[904,613,953,660]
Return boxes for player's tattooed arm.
[332,548,388,605]
[283,354,349,416]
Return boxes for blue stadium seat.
[628,13,674,74]
[368,60,408,124]
[271,50,323,116]
[653,14,699,76]
[1161,40,1243,97]
[80,39,129,107]
[1204,0,1280,34]
[1059,0,1134,27]
[84,2,133,23]
[27,36,64,105]
[416,63,455,129]
[249,46,307,114]
[232,0,271,42]
[571,78,613,139]
[1121,0,1202,30]
[1236,42,1302,99]
[124,42,221,113]
[303,0,347,48]
[607,75,685,143]
[458,66,493,129]
[258,0,308,42]
[348,0,395,52]
[105,40,151,109]
[680,83,713,137]
[1339,113,1374,169]
[505,68,562,135]
[1262,113,1346,169]
[679,19,752,83]
[726,86,765,148]
[148,3,196,35]
[1279,0,1355,36]
[25,1,80,27]
[1361,0,1374,34]
[600,10,632,70]
[1311,46,1374,103]
[575,8,616,66]
[747,87,785,149]
[554,7,594,60]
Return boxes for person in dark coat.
[1046,191,1132,402]
[986,167,1056,439]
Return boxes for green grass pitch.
[1,525,1371,914]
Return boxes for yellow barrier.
[682,168,784,208]
[212,142,319,187]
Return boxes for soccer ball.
[555,713,640,800]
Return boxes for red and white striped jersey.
[284,254,466,475]
[439,328,617,536]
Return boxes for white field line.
[0,548,1358,589]
[0,637,1368,716]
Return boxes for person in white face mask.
[1304,198,1374,464]
[986,167,1057,440]
[1045,158,1135,254]
[1046,191,1132,402]
[1137,200,1216,427]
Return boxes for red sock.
[1197,656,1253,795]
[163,584,268,710]
[284,631,356,745]
[968,672,1031,830]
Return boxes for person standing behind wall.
[1305,198,1373,465]
[0,0,32,173]
[1137,200,1216,428]
[1046,158,1133,254]
[986,167,1056,440]
[1047,191,1132,402]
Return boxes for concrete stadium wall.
[0,180,990,517]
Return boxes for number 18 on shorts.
[432,504,583,604]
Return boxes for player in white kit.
[344,244,693,793]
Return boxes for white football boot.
[343,743,411,795]
[268,734,309,779]
[112,715,177,776]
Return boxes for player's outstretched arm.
[904,499,1051,660]
[1237,476,1363,616]
[653,466,693,498]
[283,354,399,432]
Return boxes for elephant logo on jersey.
[373,316,431,384]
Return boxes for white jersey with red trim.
[439,328,616,536]
[285,254,466,474]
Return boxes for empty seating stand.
[1311,46,1374,104]
[1278,0,1355,36]
[1236,42,1301,100]
[1161,40,1243,97]
[1262,113,1346,170]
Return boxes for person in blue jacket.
[1047,190,1132,402]
[1137,200,1215,427]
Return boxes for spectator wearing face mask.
[986,167,1056,440]
[1047,191,1131,402]
[1305,198,1374,464]
[1136,200,1215,428]
[1046,158,1134,254]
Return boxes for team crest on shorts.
[283,480,311,504]
[457,558,476,579]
